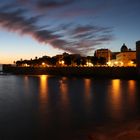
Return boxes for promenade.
[2,65,138,79]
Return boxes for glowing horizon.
[0,0,140,64]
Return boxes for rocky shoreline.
[87,120,140,140]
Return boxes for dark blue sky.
[0,0,140,63]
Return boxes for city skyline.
[0,0,140,64]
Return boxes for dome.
[121,43,128,52]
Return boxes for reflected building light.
[84,79,91,96]
[39,75,48,103]
[128,80,136,110]
[128,80,136,92]
[60,77,69,106]
[24,75,29,83]
[84,78,92,113]
[108,79,123,120]
[59,77,71,125]
[39,75,49,125]
[24,76,29,92]
[112,79,120,93]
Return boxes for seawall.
[2,65,138,79]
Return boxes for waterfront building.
[107,44,136,67]
[94,49,112,62]
[116,51,136,66]
[117,44,136,66]
[111,52,120,59]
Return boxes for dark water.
[0,75,140,140]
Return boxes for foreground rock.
[88,120,140,140]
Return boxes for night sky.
[0,0,140,63]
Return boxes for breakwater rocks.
[2,65,139,79]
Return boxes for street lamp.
[42,62,45,67]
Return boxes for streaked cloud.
[0,1,114,55]
[37,0,76,9]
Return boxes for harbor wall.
[2,65,138,79]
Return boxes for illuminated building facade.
[116,44,136,66]
[116,51,136,66]
[107,44,136,67]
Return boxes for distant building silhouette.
[94,49,111,62]
[120,43,128,52]
[14,42,138,68]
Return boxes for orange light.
[61,60,64,65]
[42,62,45,65]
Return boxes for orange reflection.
[128,80,136,110]
[108,79,122,119]
[24,76,29,92]
[39,75,48,105]
[128,80,136,93]
[60,77,68,107]
[39,75,49,126]
[84,78,92,113]
[84,79,91,96]
[112,79,120,94]
[59,77,71,124]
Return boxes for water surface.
[0,75,140,139]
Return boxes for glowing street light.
[114,61,118,65]
[59,60,65,66]
[107,61,111,66]
[130,61,134,64]
[120,61,123,66]
[86,62,93,67]
[24,63,29,67]
[61,60,64,65]
[42,62,45,67]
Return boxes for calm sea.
[0,75,140,140]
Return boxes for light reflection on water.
[106,79,137,120]
[84,78,92,114]
[107,79,123,120]
[24,76,29,93]
[59,77,69,107]
[0,75,140,139]
[39,75,48,104]
[39,75,48,125]
[128,80,136,110]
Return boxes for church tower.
[120,43,128,52]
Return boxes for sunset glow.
[0,0,140,64]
